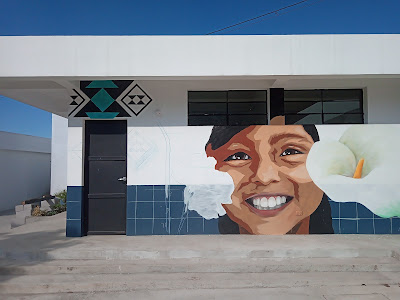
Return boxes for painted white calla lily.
[307,125,400,218]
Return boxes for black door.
[84,120,127,235]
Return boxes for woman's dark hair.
[206,125,334,235]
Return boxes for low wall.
[0,131,51,212]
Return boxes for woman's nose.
[250,158,281,185]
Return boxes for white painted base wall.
[0,131,51,212]
[50,114,67,195]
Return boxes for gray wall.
[0,131,51,211]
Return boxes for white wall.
[0,131,51,211]
[51,114,68,194]
[365,79,400,124]
[1,35,400,77]
[67,77,400,187]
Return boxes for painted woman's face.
[206,125,323,235]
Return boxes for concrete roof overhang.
[1,35,400,117]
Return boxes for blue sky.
[1,0,399,138]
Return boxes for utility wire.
[206,0,310,35]
[218,0,326,35]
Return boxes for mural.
[68,80,152,118]
[125,124,400,235]
[66,122,400,236]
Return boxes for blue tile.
[66,219,82,237]
[126,219,136,236]
[127,185,137,202]
[374,218,391,234]
[340,202,357,219]
[153,185,166,189]
[188,209,202,218]
[204,218,219,234]
[136,202,153,218]
[188,218,204,234]
[329,201,339,219]
[126,201,137,219]
[332,219,340,234]
[154,189,167,202]
[170,202,186,218]
[170,218,187,235]
[136,219,153,235]
[66,201,82,220]
[392,218,400,234]
[137,185,153,201]
[170,189,184,201]
[67,186,83,203]
[153,219,169,235]
[154,202,168,218]
[357,203,373,219]
[340,219,358,234]
[358,219,374,234]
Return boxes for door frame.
[82,119,127,235]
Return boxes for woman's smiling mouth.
[244,194,294,217]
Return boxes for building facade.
[0,35,399,236]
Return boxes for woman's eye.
[280,148,304,156]
[224,152,252,161]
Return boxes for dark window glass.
[323,114,364,124]
[228,91,266,102]
[188,90,268,126]
[189,102,227,115]
[284,101,322,114]
[323,101,362,114]
[188,91,227,103]
[188,115,227,126]
[322,89,362,101]
[228,102,266,115]
[285,114,323,125]
[284,89,363,125]
[228,115,268,125]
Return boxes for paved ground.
[0,209,14,233]
[0,212,399,299]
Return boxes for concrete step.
[1,257,400,275]
[2,246,398,261]
[5,286,400,300]
[0,271,399,294]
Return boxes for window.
[284,89,364,124]
[188,90,268,126]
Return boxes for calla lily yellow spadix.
[307,125,400,218]
[353,158,365,179]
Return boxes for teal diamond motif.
[86,80,118,89]
[86,112,119,119]
[91,89,114,112]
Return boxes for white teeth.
[268,197,276,208]
[260,197,268,208]
[250,196,290,211]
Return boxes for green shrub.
[55,189,67,204]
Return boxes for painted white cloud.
[307,125,400,218]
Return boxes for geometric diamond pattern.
[121,84,152,116]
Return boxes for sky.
[0,0,399,138]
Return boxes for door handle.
[118,176,127,182]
